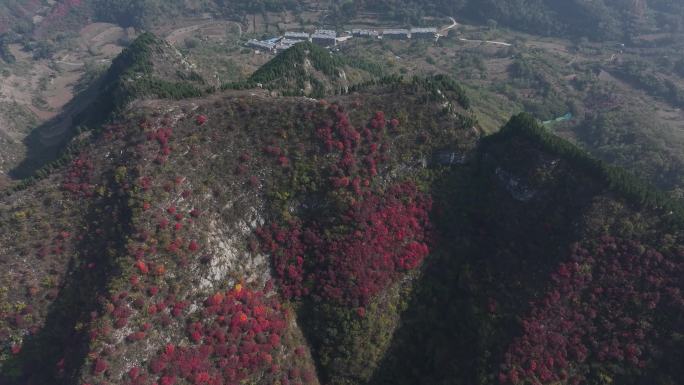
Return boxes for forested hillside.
[8,32,209,180]
[349,0,683,39]
[4,0,682,40]
[91,0,683,40]
[224,42,381,98]
[0,0,296,34]
[1,33,682,385]
[1,89,681,385]
[0,1,45,34]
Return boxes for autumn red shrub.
[127,331,146,342]
[135,261,149,274]
[135,285,306,385]
[146,127,174,161]
[129,366,141,379]
[331,176,350,189]
[258,108,432,307]
[154,264,166,277]
[159,218,170,229]
[311,182,431,305]
[499,237,683,385]
[263,145,282,156]
[256,223,307,298]
[278,156,290,167]
[93,358,108,375]
[62,156,95,197]
[188,241,200,253]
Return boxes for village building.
[314,29,337,37]
[312,29,338,46]
[410,27,438,39]
[382,29,410,40]
[352,29,379,38]
[312,34,337,46]
[276,38,302,52]
[246,39,277,53]
[284,31,310,41]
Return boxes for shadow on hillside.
[0,178,131,385]
[9,80,102,179]
[367,158,600,384]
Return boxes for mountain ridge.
[0,30,682,385]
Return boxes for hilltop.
[225,41,381,97]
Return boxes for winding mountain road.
[439,17,459,36]
[439,17,512,46]
[458,38,512,46]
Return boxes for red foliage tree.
[137,286,311,384]
[258,108,432,307]
[499,237,684,385]
[62,156,94,197]
[93,358,108,375]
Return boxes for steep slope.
[79,32,208,124]
[2,78,682,385]
[226,41,381,98]
[0,0,90,37]
[10,33,210,180]
[0,31,682,385]
[371,114,683,385]
[0,1,51,34]
[0,72,477,385]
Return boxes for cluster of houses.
[246,29,339,53]
[247,26,439,53]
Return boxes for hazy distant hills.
[2,0,683,40]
